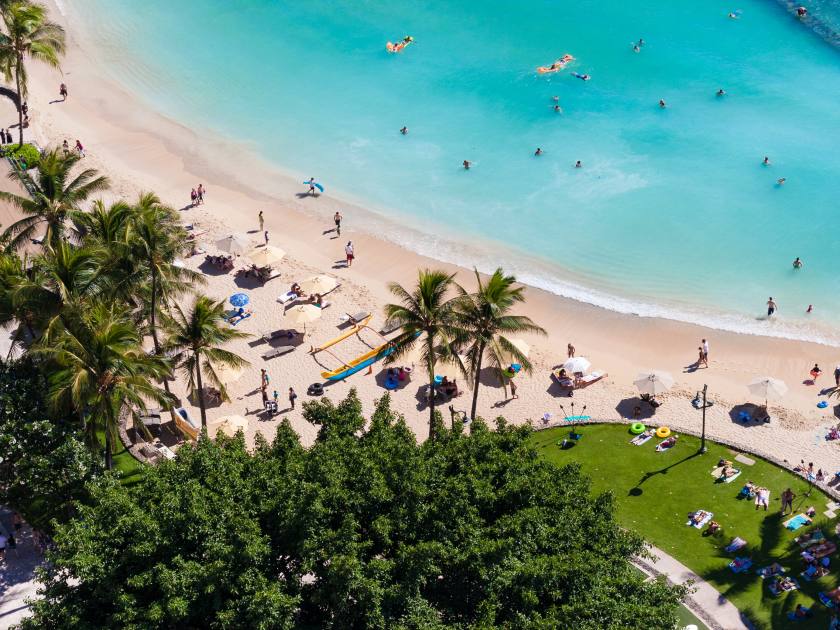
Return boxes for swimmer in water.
[793,257,803,269]
[777,177,786,185]
[400,126,408,135]
[575,160,582,168]
[535,148,542,156]
[552,95,559,102]
[633,44,640,53]
[638,38,644,47]
[659,99,667,108]
[717,89,726,96]
[553,104,562,112]
[463,160,471,170]
[797,6,807,17]
[572,72,590,81]
[806,304,813,313]
[728,11,740,19]
[763,156,770,165]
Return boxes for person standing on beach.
[62,139,69,156]
[702,338,709,364]
[308,177,316,195]
[197,184,205,204]
[697,347,708,368]
[509,379,518,400]
[59,83,68,100]
[264,230,269,246]
[767,297,777,317]
[289,387,297,410]
[334,211,342,236]
[75,139,85,157]
[190,188,197,207]
[345,241,354,267]
[810,364,822,382]
[567,343,575,358]
[834,365,840,387]
[258,211,264,232]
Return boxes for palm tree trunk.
[194,354,207,430]
[470,341,485,420]
[427,335,436,440]
[149,268,178,425]
[104,421,113,470]
[15,57,24,149]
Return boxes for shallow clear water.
[69,0,840,342]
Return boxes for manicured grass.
[531,424,835,630]
[96,429,145,486]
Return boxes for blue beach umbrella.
[230,293,249,308]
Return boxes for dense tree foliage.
[0,358,98,528]
[25,391,685,629]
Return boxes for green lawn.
[96,429,145,486]
[531,424,836,630]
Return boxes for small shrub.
[5,143,41,169]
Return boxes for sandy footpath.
[2,2,838,475]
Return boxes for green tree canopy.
[25,392,685,629]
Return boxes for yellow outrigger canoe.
[320,332,419,381]
[310,315,372,354]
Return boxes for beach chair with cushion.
[277,291,297,304]
[341,311,370,325]
[576,371,607,389]
[262,346,296,361]
[174,407,199,440]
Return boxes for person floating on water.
[777,177,786,186]
[659,99,667,108]
[728,10,741,19]
[535,148,542,156]
[575,160,582,168]
[638,38,644,47]
[553,104,562,112]
[793,257,803,269]
[633,43,640,53]
[463,160,471,170]
[717,88,726,97]
[763,156,770,165]
[400,126,408,135]
[572,72,590,81]
[797,6,807,17]
[387,36,414,53]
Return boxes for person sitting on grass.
[706,520,721,535]
[739,481,757,499]
[721,464,739,479]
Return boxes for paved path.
[635,544,753,630]
[0,507,43,630]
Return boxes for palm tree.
[0,248,34,351]
[35,302,172,469]
[453,268,545,420]
[163,295,249,430]
[384,269,461,440]
[129,192,202,423]
[0,148,109,250]
[0,1,65,147]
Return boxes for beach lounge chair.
[687,510,713,529]
[379,320,401,335]
[768,575,799,596]
[575,370,607,389]
[725,537,748,553]
[174,406,199,440]
[728,557,752,573]
[757,563,785,579]
[808,540,836,559]
[796,529,825,548]
[341,311,370,325]
[262,346,295,361]
[277,291,297,304]
[262,329,297,343]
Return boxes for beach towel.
[720,469,742,483]
[656,438,677,452]
[687,510,713,529]
[757,563,785,579]
[786,514,813,531]
[819,588,840,608]
[230,312,251,326]
[729,557,752,573]
[725,537,748,553]
[630,430,654,446]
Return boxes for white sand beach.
[3,2,839,476]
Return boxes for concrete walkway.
[634,544,753,630]
[0,507,43,630]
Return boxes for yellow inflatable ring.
[656,426,671,438]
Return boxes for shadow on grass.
[631,450,703,494]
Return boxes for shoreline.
[55,1,840,349]
[6,2,839,472]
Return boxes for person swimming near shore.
[659,99,667,108]
[535,148,542,156]
[717,88,726,96]
[777,177,786,186]
[728,10,741,19]
[767,297,777,317]
[797,6,807,17]
[553,104,562,112]
[763,156,770,165]
[572,72,590,81]
[463,160,471,170]
[638,38,645,47]
[633,43,640,53]
[400,126,408,135]
[575,160,582,168]
[552,95,559,102]
[793,257,803,269]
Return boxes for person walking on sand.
[334,211,342,236]
[767,297,777,317]
[289,387,297,410]
[702,338,709,363]
[264,230,269,246]
[59,82,68,100]
[567,343,575,358]
[781,487,795,514]
[258,210,264,232]
[834,364,840,387]
[345,241,354,267]
[509,379,518,400]
[308,177,316,195]
[62,139,69,156]
[810,363,822,382]
[75,139,85,157]
[698,347,708,368]
[197,184,205,204]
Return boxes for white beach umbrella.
[508,338,530,359]
[299,275,337,295]
[248,245,286,267]
[285,304,322,332]
[747,376,788,407]
[209,415,248,438]
[215,234,250,255]
[562,356,591,374]
[634,370,675,397]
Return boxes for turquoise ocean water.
[65,0,840,343]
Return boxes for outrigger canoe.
[310,315,372,354]
[320,332,420,381]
